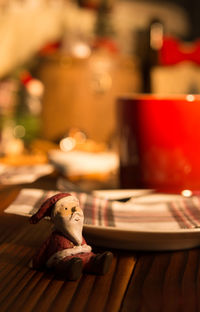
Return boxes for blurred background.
[0,0,200,191]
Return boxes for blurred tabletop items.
[0,0,200,192]
[0,127,119,191]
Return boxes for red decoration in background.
[159,37,200,66]
[92,37,119,53]
[39,41,61,56]
[77,0,102,11]
[20,71,32,86]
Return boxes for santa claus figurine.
[29,192,113,280]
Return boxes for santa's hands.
[79,244,92,253]
[71,244,92,254]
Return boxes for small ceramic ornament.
[30,193,113,280]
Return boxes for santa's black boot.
[86,251,113,275]
[55,257,83,281]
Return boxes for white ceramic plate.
[84,224,200,251]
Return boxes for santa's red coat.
[31,230,94,269]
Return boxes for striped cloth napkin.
[4,188,200,232]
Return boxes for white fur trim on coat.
[46,244,92,268]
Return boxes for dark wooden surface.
[0,184,200,312]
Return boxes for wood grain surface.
[0,186,199,312]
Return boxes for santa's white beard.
[53,213,84,245]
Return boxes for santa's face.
[51,196,84,245]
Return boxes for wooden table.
[0,184,199,312]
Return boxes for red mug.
[117,94,200,190]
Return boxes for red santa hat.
[30,192,73,224]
